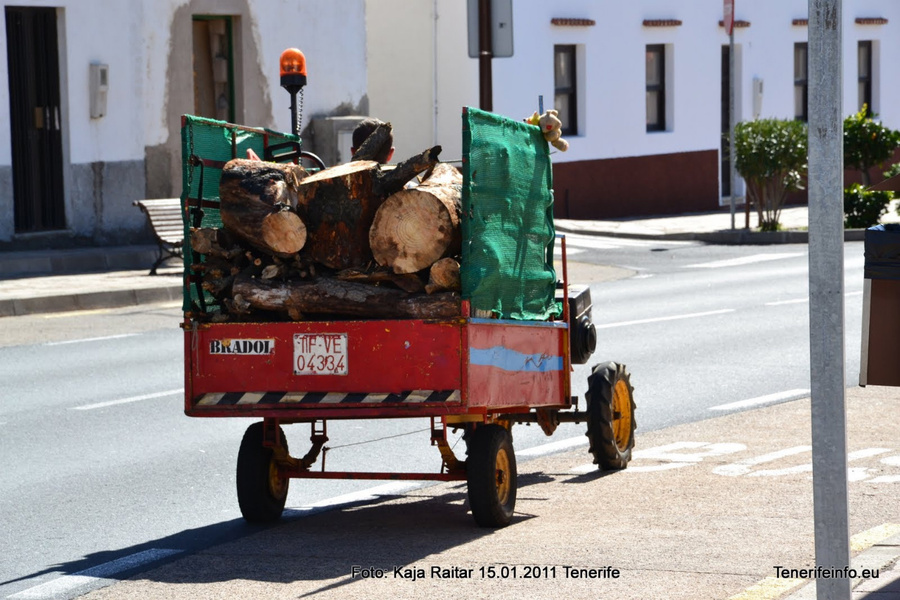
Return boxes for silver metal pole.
[807,0,850,598]
[729,29,736,230]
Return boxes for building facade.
[1,1,898,248]
[0,0,367,248]
[365,0,900,220]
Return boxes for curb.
[0,285,182,317]
[782,532,900,599]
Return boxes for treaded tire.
[466,425,517,528]
[586,361,636,470]
[236,422,289,523]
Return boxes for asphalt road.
[0,236,868,599]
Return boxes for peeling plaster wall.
[149,0,367,198]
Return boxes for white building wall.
[0,0,367,245]
[366,0,436,161]
[374,0,899,164]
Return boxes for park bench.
[133,198,183,275]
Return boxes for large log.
[294,146,442,270]
[369,163,462,274]
[219,159,309,257]
[232,272,460,319]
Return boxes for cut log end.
[425,258,461,294]
[261,210,307,256]
[370,189,455,274]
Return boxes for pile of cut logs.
[189,123,463,322]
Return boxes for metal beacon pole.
[279,48,307,137]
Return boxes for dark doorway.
[720,45,731,198]
[192,16,235,122]
[5,7,66,233]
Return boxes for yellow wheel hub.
[495,448,511,505]
[611,378,633,450]
[268,459,287,499]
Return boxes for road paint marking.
[294,481,421,512]
[633,441,746,463]
[765,298,808,306]
[9,548,182,599]
[747,448,892,478]
[732,523,900,600]
[44,334,139,346]
[765,291,861,306]
[851,523,900,552]
[569,463,597,474]
[553,246,586,255]
[71,389,184,411]
[518,436,588,458]
[713,446,812,477]
[710,389,811,412]
[597,308,735,329]
[684,252,805,269]
[726,576,806,600]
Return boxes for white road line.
[709,389,810,412]
[292,437,594,513]
[44,334,139,346]
[569,463,597,474]
[517,436,588,457]
[765,298,808,306]
[9,548,182,599]
[766,290,862,306]
[683,252,805,269]
[596,308,735,329]
[71,389,184,411]
[294,481,421,512]
[553,246,586,255]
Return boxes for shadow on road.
[3,465,608,595]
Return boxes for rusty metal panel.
[186,320,463,414]
[465,319,569,410]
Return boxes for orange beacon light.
[280,48,307,87]
[279,48,307,136]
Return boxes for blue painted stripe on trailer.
[469,346,564,373]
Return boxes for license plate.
[293,333,348,375]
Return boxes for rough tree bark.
[294,146,442,269]
[218,159,309,257]
[232,272,459,319]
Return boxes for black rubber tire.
[585,361,636,470]
[236,422,289,523]
[466,425,517,528]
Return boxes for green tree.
[734,118,808,232]
[844,105,900,186]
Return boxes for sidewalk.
[73,385,900,600]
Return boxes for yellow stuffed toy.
[525,109,569,152]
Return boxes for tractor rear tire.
[466,424,517,528]
[237,422,289,523]
[585,361,636,470]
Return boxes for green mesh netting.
[461,107,559,321]
[180,115,299,314]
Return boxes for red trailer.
[180,108,636,528]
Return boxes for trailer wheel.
[466,425,517,528]
[586,362,636,470]
[237,422,289,523]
